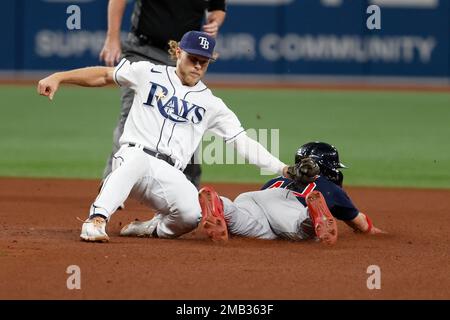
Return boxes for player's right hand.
[37,75,60,101]
[99,37,122,67]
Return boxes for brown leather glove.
[287,157,320,186]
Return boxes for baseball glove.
[287,157,320,186]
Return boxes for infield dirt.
[0,177,449,299]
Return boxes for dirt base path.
[0,177,449,299]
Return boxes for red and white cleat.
[306,191,338,245]
[198,186,228,242]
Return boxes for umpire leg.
[183,146,202,190]
[102,85,134,179]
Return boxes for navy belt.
[128,143,175,167]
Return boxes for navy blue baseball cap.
[179,31,216,60]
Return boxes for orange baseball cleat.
[306,190,338,245]
[198,186,228,242]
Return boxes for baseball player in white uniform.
[120,143,385,245]
[37,31,289,242]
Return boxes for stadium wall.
[1,0,449,85]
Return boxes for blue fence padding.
[363,3,449,77]
[22,0,106,69]
[2,0,449,79]
[1,0,17,69]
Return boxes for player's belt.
[128,143,175,167]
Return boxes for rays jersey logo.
[144,82,206,124]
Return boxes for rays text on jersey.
[144,82,206,124]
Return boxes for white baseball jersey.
[91,58,285,239]
[113,58,245,170]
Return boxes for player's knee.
[178,208,202,229]
[182,215,202,230]
[171,179,202,228]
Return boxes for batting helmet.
[295,142,346,186]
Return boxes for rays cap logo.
[179,31,216,60]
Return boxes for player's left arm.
[326,186,386,235]
[232,133,289,177]
[37,67,115,100]
[208,99,289,177]
[344,212,386,235]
